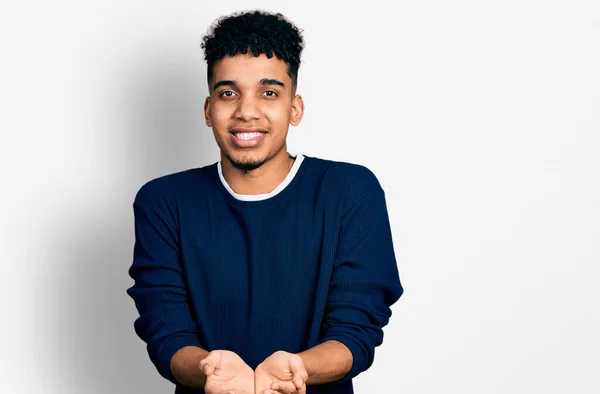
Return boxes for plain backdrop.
[1,1,599,393]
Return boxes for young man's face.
[204,53,304,172]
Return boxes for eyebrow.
[260,78,285,88]
[212,78,286,91]
[212,80,236,90]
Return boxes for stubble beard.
[226,154,268,174]
[225,142,287,174]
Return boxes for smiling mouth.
[229,128,267,147]
[230,127,268,140]
[233,131,266,140]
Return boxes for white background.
[1,1,599,393]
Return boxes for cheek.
[210,103,232,124]
[263,104,291,126]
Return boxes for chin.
[226,152,269,172]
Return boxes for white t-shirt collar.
[217,153,305,201]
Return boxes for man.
[127,10,403,394]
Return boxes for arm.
[170,346,210,388]
[266,173,403,393]
[128,183,255,393]
[254,340,352,393]
[314,172,404,384]
[127,182,207,386]
[297,340,353,385]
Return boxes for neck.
[220,150,296,195]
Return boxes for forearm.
[170,346,210,388]
[297,340,353,385]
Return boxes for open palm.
[201,350,254,394]
[255,351,307,394]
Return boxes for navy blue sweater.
[127,155,403,394]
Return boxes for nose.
[234,94,261,121]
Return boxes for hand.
[200,350,254,394]
[254,350,308,394]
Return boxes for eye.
[262,90,278,98]
[219,90,236,98]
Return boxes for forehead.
[211,53,291,85]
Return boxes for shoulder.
[304,155,384,204]
[134,163,217,206]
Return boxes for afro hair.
[201,10,305,89]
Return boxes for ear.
[290,94,304,126]
[204,96,212,127]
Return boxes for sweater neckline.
[217,154,305,201]
[214,153,309,209]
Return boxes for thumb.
[289,355,308,390]
[200,351,222,376]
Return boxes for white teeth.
[235,132,263,140]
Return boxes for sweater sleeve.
[126,182,204,385]
[318,172,404,383]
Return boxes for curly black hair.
[201,10,304,89]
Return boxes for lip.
[230,127,268,134]
[230,128,267,148]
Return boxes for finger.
[258,390,277,394]
[293,376,305,391]
[199,351,221,376]
[199,359,211,375]
[199,359,209,375]
[270,380,297,394]
[299,385,307,394]
[200,361,214,376]
[288,357,308,390]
